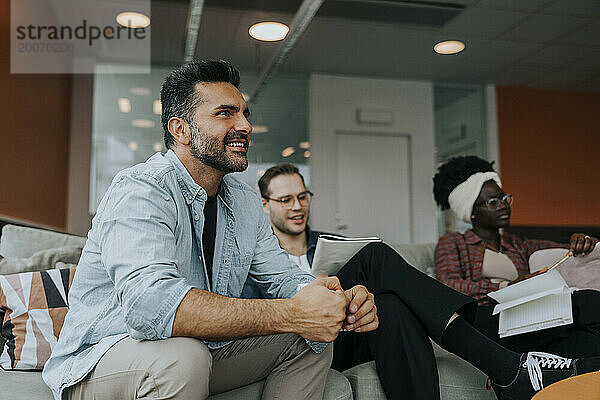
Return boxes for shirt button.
[188,195,193,201]
[224,259,228,264]
[194,215,200,221]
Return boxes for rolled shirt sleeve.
[99,174,193,340]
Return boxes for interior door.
[335,131,413,244]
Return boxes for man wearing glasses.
[258,164,318,273]
[256,163,600,400]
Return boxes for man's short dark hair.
[258,164,306,198]
[160,60,240,150]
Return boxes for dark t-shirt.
[202,196,217,287]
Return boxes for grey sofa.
[0,224,496,399]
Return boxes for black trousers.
[331,242,600,400]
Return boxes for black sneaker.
[491,352,599,400]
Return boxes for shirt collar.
[464,229,483,245]
[464,229,517,252]
[164,150,204,205]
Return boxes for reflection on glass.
[90,65,310,214]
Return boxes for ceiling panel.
[558,20,600,48]
[543,0,600,17]
[475,0,550,12]
[500,13,591,43]
[517,44,590,66]
[297,17,374,49]
[452,40,542,70]
[343,26,437,62]
[579,75,600,92]
[439,7,530,39]
[572,49,600,70]
[492,63,551,86]
[199,8,244,46]
[148,0,599,92]
[433,58,501,83]
[528,64,598,90]
[284,17,375,73]
[150,3,187,65]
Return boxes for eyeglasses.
[264,191,313,209]
[474,194,513,210]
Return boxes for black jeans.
[332,242,476,400]
[331,242,600,400]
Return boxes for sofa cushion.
[432,342,498,399]
[0,370,53,399]
[529,246,600,291]
[390,242,436,276]
[0,368,351,400]
[0,246,82,275]
[0,225,86,259]
[343,345,497,400]
[0,268,75,370]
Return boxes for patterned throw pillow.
[0,268,75,370]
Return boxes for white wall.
[309,74,437,244]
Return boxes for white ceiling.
[150,0,600,91]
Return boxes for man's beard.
[189,123,248,174]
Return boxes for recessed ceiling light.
[249,22,289,42]
[303,150,311,158]
[130,87,151,96]
[252,125,269,133]
[433,40,465,55]
[128,141,138,151]
[131,119,155,128]
[153,100,162,115]
[117,98,131,113]
[281,147,295,157]
[153,142,163,152]
[116,12,151,29]
[299,141,310,149]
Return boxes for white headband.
[448,172,501,223]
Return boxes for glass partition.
[90,65,309,213]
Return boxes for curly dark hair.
[433,156,496,210]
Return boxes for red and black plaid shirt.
[434,229,566,302]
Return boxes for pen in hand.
[546,251,572,272]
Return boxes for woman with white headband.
[433,155,598,301]
[433,156,600,361]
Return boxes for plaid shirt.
[434,229,566,302]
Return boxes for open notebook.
[311,234,382,276]
[487,269,573,338]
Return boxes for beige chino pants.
[65,334,333,400]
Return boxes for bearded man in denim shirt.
[43,60,378,400]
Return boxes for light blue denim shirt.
[42,150,317,400]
